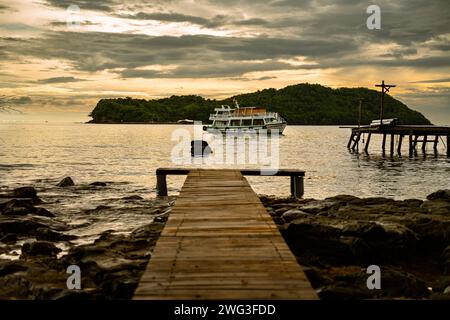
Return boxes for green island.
[89,83,431,125]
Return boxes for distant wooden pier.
[345,124,450,157]
[134,169,317,300]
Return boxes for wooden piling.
[364,132,372,153]
[390,134,395,157]
[422,135,427,153]
[382,133,387,154]
[433,135,439,155]
[409,134,413,157]
[351,132,361,151]
[397,134,403,155]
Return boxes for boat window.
[242,119,252,126]
[231,119,241,126]
[253,119,264,126]
[215,121,227,127]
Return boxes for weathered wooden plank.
[134,169,317,300]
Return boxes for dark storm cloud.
[120,61,314,78]
[37,76,87,83]
[0,31,356,74]
[44,0,117,12]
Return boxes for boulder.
[0,233,18,243]
[13,187,37,199]
[21,241,61,257]
[281,209,310,223]
[57,177,75,187]
[427,190,450,201]
[0,260,28,277]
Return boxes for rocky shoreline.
[261,190,450,300]
[1,181,449,299]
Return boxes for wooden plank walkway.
[133,169,317,300]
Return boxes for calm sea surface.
[0,122,449,255]
[1,122,449,199]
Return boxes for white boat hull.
[205,122,286,134]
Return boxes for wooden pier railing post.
[290,175,304,198]
[156,174,168,196]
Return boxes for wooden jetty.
[134,169,317,300]
[346,124,450,157]
[343,80,450,157]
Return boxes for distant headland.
[88,83,431,125]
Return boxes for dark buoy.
[191,140,212,156]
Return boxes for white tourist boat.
[203,100,287,134]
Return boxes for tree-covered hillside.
[89,83,431,125]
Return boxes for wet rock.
[281,209,310,223]
[33,207,55,218]
[21,241,61,257]
[0,260,28,276]
[0,217,50,236]
[13,187,37,199]
[1,198,34,215]
[0,275,32,299]
[420,200,450,215]
[427,190,450,201]
[57,177,74,187]
[0,233,18,243]
[317,284,373,300]
[443,245,450,275]
[35,228,77,242]
[90,182,107,187]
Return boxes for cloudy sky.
[0,0,449,123]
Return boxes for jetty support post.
[156,173,168,196]
[347,132,355,149]
[414,135,419,156]
[390,134,395,157]
[409,134,413,157]
[351,132,361,151]
[364,132,372,153]
[433,135,439,155]
[397,134,403,155]
[382,133,387,155]
[422,135,428,154]
[290,175,304,198]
